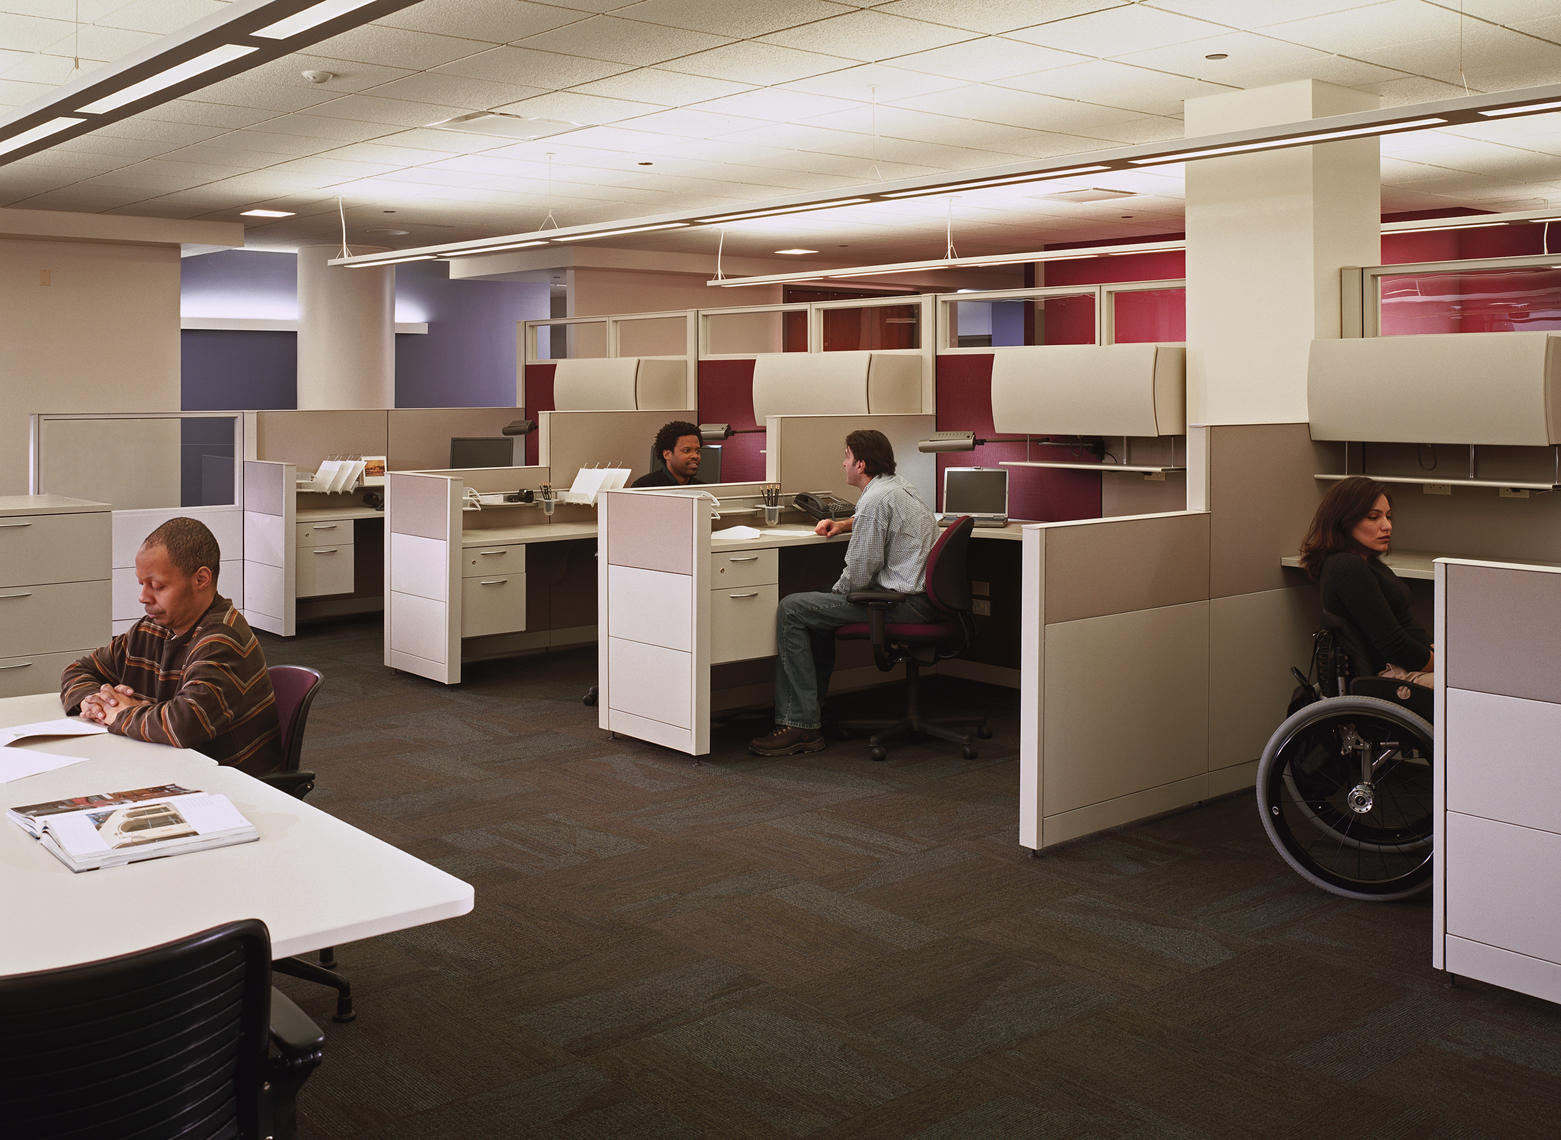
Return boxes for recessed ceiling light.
[240,208,294,218]
[367,227,409,235]
[1036,188,1136,203]
[775,248,818,255]
[426,112,584,141]
[638,161,653,166]
[1205,53,1228,60]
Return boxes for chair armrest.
[269,987,326,1060]
[846,590,905,606]
[259,770,316,800]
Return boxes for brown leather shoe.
[749,725,826,756]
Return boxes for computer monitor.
[941,466,1008,519]
[449,437,517,468]
[698,443,722,484]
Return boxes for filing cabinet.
[710,547,778,664]
[0,497,111,698]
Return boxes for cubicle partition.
[765,414,937,506]
[539,408,698,489]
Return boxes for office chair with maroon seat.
[835,514,991,761]
[262,665,355,1022]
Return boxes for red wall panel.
[522,363,555,466]
[697,358,765,483]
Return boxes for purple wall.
[179,251,549,410]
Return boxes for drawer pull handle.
[313,524,338,531]
[728,556,760,563]
[728,592,759,599]
[0,592,33,599]
[0,522,32,528]
[0,661,32,670]
[480,579,508,585]
[478,549,508,556]
[312,548,339,555]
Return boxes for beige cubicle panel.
[539,408,697,489]
[253,410,387,472]
[388,408,523,470]
[386,471,463,684]
[764,414,937,506]
[241,460,296,637]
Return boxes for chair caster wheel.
[582,689,597,707]
[976,726,992,739]
[962,747,978,760]
[868,747,887,762]
[835,728,851,741]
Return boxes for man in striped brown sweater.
[61,518,282,776]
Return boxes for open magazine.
[8,783,258,873]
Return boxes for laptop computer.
[938,466,1009,528]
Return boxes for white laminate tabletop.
[461,521,599,547]
[0,693,473,977]
[0,494,111,517]
[709,521,1027,550]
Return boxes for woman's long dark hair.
[1299,476,1393,580]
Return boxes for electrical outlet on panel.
[1423,483,1451,495]
[39,269,50,286]
[1143,471,1165,481]
[972,599,992,616]
[971,581,990,596]
[1500,487,1531,498]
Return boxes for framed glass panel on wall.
[1104,281,1186,344]
[32,413,244,510]
[1378,265,1561,335]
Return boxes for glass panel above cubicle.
[950,294,1095,347]
[34,413,242,510]
[822,303,920,350]
[1379,266,1561,335]
[1109,287,1186,344]
[531,319,608,360]
[703,308,806,355]
[616,315,688,357]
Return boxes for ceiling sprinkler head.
[302,70,334,84]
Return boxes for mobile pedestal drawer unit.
[710,547,778,664]
[0,496,112,698]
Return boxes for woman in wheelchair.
[1300,476,1433,689]
[1257,476,1435,902]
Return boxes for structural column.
[296,244,394,409]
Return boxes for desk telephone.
[794,492,855,521]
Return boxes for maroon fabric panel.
[934,353,1101,523]
[697,358,765,483]
[1043,248,1186,286]
[523,363,556,466]
[1382,225,1542,265]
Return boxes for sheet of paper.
[1,718,108,745]
[0,751,88,784]
[717,525,763,540]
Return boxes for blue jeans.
[773,590,939,729]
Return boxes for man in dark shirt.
[630,420,705,488]
[61,517,282,775]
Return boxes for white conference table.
[0,692,474,977]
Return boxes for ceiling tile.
[302,25,495,70]
[614,0,841,38]
[1114,31,1408,88]
[256,54,416,94]
[779,61,963,101]
[875,0,1130,36]
[1368,27,1561,90]
[248,115,399,144]
[136,99,280,129]
[601,106,765,137]
[571,67,753,106]
[692,87,860,123]
[371,0,585,43]
[758,8,977,62]
[436,45,631,88]
[1353,75,1478,107]
[1006,4,1229,56]
[0,76,52,108]
[1076,115,1188,145]
[0,50,77,84]
[998,59,1230,116]
[324,141,470,166]
[487,89,664,123]
[518,14,733,66]
[95,0,225,34]
[180,70,349,114]
[39,21,158,58]
[662,40,851,84]
[291,93,476,129]
[890,36,1085,81]
[1144,0,1374,28]
[364,72,550,113]
[0,11,73,52]
[888,85,1142,133]
[49,133,170,158]
[208,130,339,157]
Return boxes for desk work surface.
[709,521,1026,550]
[1280,549,1561,581]
[296,504,384,524]
[0,494,109,517]
[0,692,473,977]
[461,520,599,548]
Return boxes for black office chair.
[1256,609,1434,901]
[835,515,991,761]
[0,918,323,1140]
[262,665,354,1022]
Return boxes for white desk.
[0,692,473,976]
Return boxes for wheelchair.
[1257,611,1434,902]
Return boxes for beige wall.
[0,238,181,495]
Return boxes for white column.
[296,244,394,409]
[1184,80,1381,426]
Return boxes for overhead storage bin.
[552,357,688,411]
[751,351,922,420]
[1308,332,1561,446]
[990,344,1186,437]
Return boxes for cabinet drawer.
[462,573,527,637]
[0,649,88,699]
[711,547,777,590]
[297,520,351,548]
[462,543,526,578]
[711,583,777,664]
[0,512,110,588]
[0,580,110,658]
[296,543,355,598]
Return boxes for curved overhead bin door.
[553,357,640,410]
[991,344,1186,438]
[635,358,688,411]
[1307,332,1561,446]
[752,351,923,420]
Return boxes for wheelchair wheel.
[1257,695,1434,901]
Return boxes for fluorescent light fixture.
[344,253,438,267]
[551,222,688,242]
[1479,100,1561,118]
[251,0,381,39]
[425,112,584,141]
[882,166,1113,199]
[827,266,925,277]
[77,45,257,114]
[240,208,294,218]
[0,116,84,156]
[775,248,817,254]
[696,199,872,224]
[441,240,551,257]
[1132,118,1447,165]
